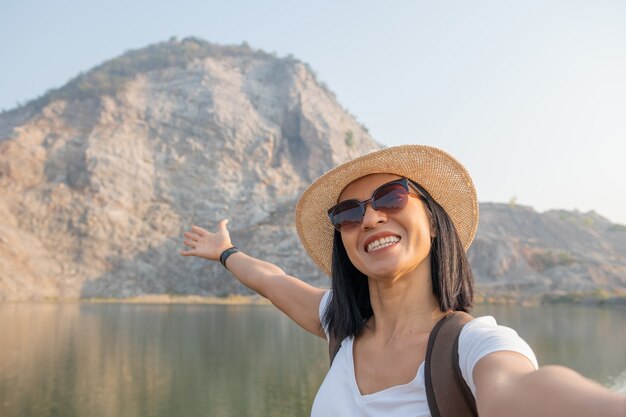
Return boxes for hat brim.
[295,144,479,277]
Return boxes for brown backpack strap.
[425,311,478,417]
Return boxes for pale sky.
[1,1,625,224]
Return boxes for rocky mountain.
[0,38,379,300]
[1,38,625,302]
[470,204,626,302]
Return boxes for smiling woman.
[180,145,626,417]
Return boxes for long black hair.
[322,179,474,342]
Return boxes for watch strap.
[219,246,240,269]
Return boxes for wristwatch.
[219,246,240,269]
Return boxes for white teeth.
[367,236,400,252]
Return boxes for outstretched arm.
[180,220,327,339]
[474,351,626,417]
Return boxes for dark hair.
[322,179,474,342]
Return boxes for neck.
[365,258,447,342]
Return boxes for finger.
[191,225,207,236]
[218,219,229,231]
[179,249,195,257]
[184,232,198,241]
[183,240,196,247]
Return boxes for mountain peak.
[16,37,328,113]
[0,38,380,300]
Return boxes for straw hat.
[295,144,479,277]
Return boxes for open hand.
[180,219,233,261]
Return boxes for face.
[336,173,435,281]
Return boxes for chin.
[365,266,405,281]
[365,259,425,282]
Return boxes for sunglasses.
[327,178,424,231]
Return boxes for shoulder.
[458,316,539,397]
[460,316,532,348]
[319,290,331,317]
[318,290,332,337]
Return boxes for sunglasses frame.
[327,177,425,231]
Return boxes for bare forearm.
[483,365,626,417]
[223,251,285,298]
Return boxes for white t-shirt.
[311,291,538,417]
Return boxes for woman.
[180,145,625,416]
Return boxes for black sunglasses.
[327,178,424,231]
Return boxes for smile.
[366,236,400,253]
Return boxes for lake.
[0,302,624,417]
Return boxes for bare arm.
[474,351,626,417]
[180,220,327,339]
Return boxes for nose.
[360,203,387,230]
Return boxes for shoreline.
[1,293,625,308]
[1,294,273,305]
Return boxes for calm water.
[0,302,624,417]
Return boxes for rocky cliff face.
[469,204,626,301]
[0,38,379,300]
[0,38,624,302]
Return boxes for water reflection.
[0,303,624,417]
[472,304,626,388]
[0,303,328,417]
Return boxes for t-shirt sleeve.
[458,316,539,398]
[319,290,332,339]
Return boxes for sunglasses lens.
[330,201,363,230]
[329,180,412,230]
[372,183,409,211]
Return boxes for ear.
[424,227,436,248]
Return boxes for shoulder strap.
[425,311,478,417]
